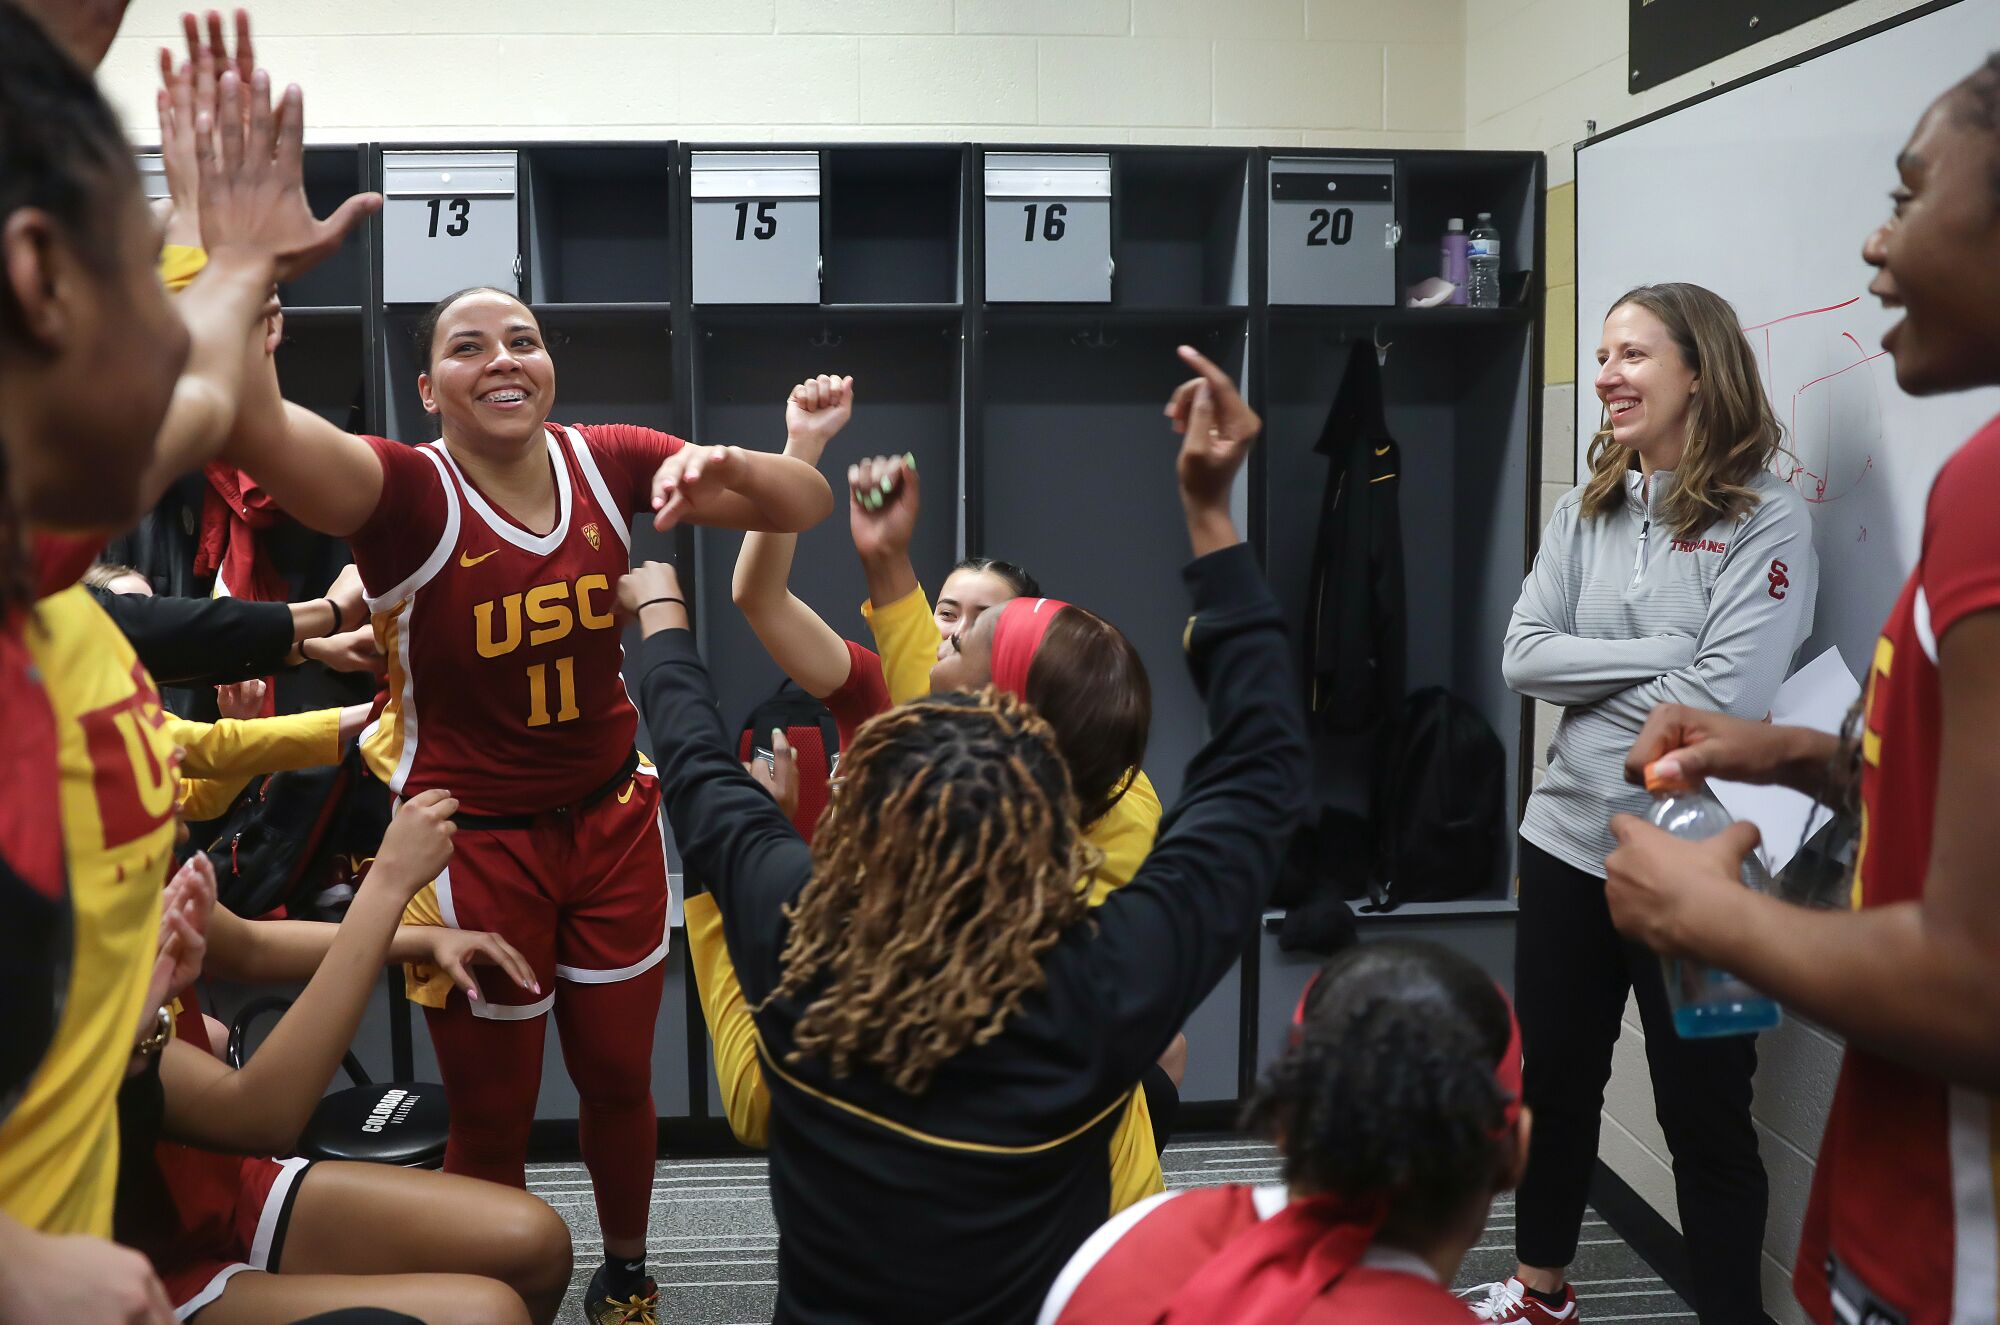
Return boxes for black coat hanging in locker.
[1306,335,1407,743]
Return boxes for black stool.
[227,974,450,1168]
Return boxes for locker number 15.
[734,201,779,240]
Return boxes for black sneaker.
[581,1264,658,1325]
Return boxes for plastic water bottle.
[1467,212,1501,309]
[1440,217,1469,306]
[1644,761,1781,1038]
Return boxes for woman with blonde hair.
[1471,282,1818,1325]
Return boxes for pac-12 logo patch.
[583,522,601,551]
[1767,559,1790,600]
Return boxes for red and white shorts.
[427,762,672,1021]
[159,1154,313,1319]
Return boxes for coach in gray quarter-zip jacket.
[1507,465,1818,876]
[1468,282,1818,1325]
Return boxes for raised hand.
[155,9,255,245]
[847,453,918,563]
[194,69,383,283]
[1166,345,1259,508]
[785,374,855,460]
[180,9,256,130]
[154,52,202,246]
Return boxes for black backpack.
[202,742,393,919]
[736,680,841,843]
[1370,687,1507,910]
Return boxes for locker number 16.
[1021,202,1068,242]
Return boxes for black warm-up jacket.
[638,541,1310,1325]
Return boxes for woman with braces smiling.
[215,281,833,1325]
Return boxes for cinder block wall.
[95,0,1466,150]
[1464,3,1931,1317]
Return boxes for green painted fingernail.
[903,452,917,470]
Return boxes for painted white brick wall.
[93,0,1466,149]
[1473,8,1935,1317]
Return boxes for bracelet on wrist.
[637,596,686,615]
[134,1005,172,1058]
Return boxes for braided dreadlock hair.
[760,687,1096,1095]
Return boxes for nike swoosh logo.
[1373,444,1391,456]
[617,782,635,804]
[459,549,498,568]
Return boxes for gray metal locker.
[690,151,822,304]
[982,152,1112,303]
[381,150,521,304]
[1266,156,1397,306]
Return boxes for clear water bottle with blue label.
[1644,760,1782,1038]
[1467,212,1501,309]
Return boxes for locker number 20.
[1305,206,1354,247]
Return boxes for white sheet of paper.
[1708,647,1861,874]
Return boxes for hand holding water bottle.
[1606,761,1778,1038]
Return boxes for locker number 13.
[426,197,471,238]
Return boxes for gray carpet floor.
[531,1137,1693,1322]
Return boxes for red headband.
[988,597,1070,700]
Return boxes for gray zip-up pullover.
[1505,468,1818,878]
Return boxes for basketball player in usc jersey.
[218,283,832,1324]
[1607,54,2000,1325]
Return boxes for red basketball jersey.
[348,423,682,816]
[1043,1184,1471,1325]
[1795,416,2000,1325]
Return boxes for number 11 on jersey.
[526,656,580,727]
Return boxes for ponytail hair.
[1244,941,1514,1233]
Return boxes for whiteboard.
[1575,0,2000,679]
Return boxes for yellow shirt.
[0,589,176,1234]
[168,708,344,822]
[860,585,942,706]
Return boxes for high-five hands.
[161,7,382,284]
